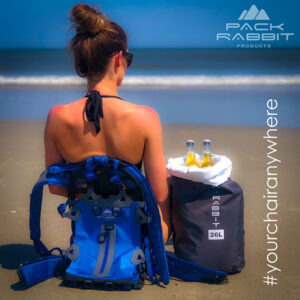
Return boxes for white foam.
[0,74,299,87]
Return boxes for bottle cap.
[203,139,211,144]
[186,139,195,147]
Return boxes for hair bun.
[69,3,128,78]
[69,3,106,36]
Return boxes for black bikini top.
[84,90,143,171]
[85,90,124,134]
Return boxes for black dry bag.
[169,176,245,274]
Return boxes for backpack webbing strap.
[120,163,169,285]
[29,165,82,256]
[18,255,69,286]
[93,223,117,278]
[143,236,153,281]
[29,170,56,256]
[166,253,227,283]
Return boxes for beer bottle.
[201,139,215,168]
[186,140,201,168]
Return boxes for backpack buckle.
[104,281,114,290]
[97,232,107,244]
[82,279,93,289]
[104,223,115,231]
[17,269,24,283]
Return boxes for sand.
[0,120,299,300]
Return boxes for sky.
[0,0,299,49]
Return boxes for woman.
[44,3,171,243]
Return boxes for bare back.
[44,93,171,243]
[50,96,146,165]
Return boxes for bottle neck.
[203,142,211,153]
[187,145,195,152]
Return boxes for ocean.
[0,48,299,126]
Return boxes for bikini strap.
[85,94,124,101]
[85,90,124,134]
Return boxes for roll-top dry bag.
[169,176,245,274]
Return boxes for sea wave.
[0,74,300,87]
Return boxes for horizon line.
[0,46,299,51]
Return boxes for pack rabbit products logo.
[216,4,295,48]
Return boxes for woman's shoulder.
[112,100,159,124]
[48,104,65,115]
[46,104,65,121]
[46,101,161,131]
[134,105,160,121]
[48,99,83,123]
[128,105,162,140]
[44,105,68,144]
[45,105,67,133]
[125,104,159,127]
[135,105,161,127]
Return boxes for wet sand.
[0,120,299,300]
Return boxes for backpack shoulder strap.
[166,252,227,283]
[29,163,83,256]
[120,162,170,285]
[18,255,69,287]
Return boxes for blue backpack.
[18,156,227,290]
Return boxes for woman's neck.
[87,77,118,96]
[89,87,117,94]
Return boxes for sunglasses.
[112,50,133,67]
[122,50,133,67]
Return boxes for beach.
[0,120,299,300]
[0,47,299,299]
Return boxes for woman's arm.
[44,105,68,198]
[140,106,172,244]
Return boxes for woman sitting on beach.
[43,3,171,243]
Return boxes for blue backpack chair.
[18,156,227,290]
